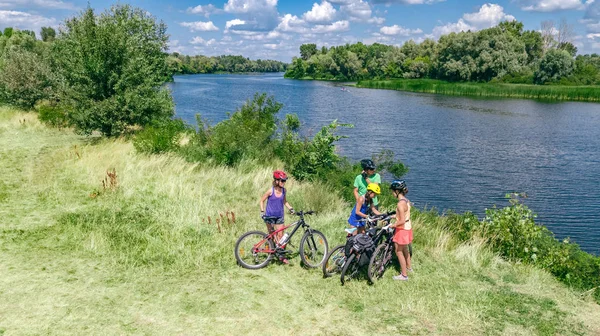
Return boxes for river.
[169,73,600,255]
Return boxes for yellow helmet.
[367,183,381,195]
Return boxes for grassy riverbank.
[2,107,600,335]
[356,79,600,102]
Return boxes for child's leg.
[395,242,408,277]
[402,245,411,271]
[273,224,284,243]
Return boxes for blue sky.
[1,0,599,61]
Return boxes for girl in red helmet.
[260,170,295,263]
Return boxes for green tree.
[299,43,317,61]
[558,42,578,57]
[534,49,574,84]
[52,5,174,136]
[3,28,13,39]
[40,27,56,42]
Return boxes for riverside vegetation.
[1,3,600,334]
[284,21,600,101]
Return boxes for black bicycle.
[234,210,329,269]
[338,212,395,285]
[367,218,399,284]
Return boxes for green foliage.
[535,49,575,84]
[52,5,174,136]
[285,21,600,87]
[300,43,318,61]
[168,53,287,75]
[3,28,13,39]
[40,27,56,42]
[0,46,55,108]
[133,119,189,154]
[36,101,69,128]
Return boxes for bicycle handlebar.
[296,210,315,216]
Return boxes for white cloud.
[186,4,222,17]
[380,24,422,36]
[519,0,589,12]
[0,0,76,10]
[340,0,371,21]
[276,14,308,33]
[0,10,56,32]
[368,16,386,24]
[180,20,219,32]
[225,19,246,30]
[303,1,337,23]
[370,0,444,4]
[224,0,278,13]
[311,20,349,33]
[462,3,515,28]
[431,3,515,38]
[190,36,217,46]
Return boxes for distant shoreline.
[354,79,600,102]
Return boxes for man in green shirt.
[354,159,381,208]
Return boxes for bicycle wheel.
[234,230,274,269]
[299,229,328,268]
[322,244,345,278]
[368,243,390,284]
[340,254,359,285]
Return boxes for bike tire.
[340,253,359,285]
[322,244,345,278]
[234,230,274,269]
[368,243,390,284]
[299,229,329,268]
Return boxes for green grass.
[1,106,599,335]
[356,79,600,102]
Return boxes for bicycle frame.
[253,212,312,254]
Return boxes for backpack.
[353,233,375,267]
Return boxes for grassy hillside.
[1,107,599,335]
[356,79,600,102]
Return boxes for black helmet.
[360,159,376,170]
[390,180,407,191]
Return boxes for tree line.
[167,54,287,74]
[285,21,600,86]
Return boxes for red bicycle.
[234,210,329,269]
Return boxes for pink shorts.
[393,229,413,245]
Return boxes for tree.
[52,5,174,136]
[3,28,13,39]
[0,48,55,108]
[558,42,577,57]
[541,20,556,51]
[299,43,317,61]
[534,49,574,84]
[521,30,544,64]
[40,27,56,42]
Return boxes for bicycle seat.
[345,227,357,234]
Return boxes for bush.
[37,101,69,128]
[133,119,189,154]
[0,47,56,108]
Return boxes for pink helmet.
[273,170,288,180]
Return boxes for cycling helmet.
[366,183,381,195]
[273,170,288,180]
[390,180,407,192]
[360,159,376,170]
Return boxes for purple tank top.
[265,187,285,217]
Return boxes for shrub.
[133,119,189,154]
[37,101,69,128]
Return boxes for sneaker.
[407,268,414,273]
[393,274,408,281]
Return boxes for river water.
[169,73,600,255]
